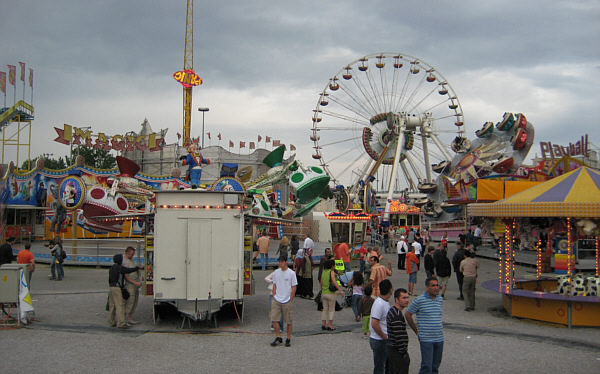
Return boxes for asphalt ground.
[2,246,599,373]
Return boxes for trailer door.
[186,218,215,300]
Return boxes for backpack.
[60,250,67,260]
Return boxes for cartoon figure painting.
[180,139,210,188]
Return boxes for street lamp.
[198,107,209,148]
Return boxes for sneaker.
[270,326,274,331]
[127,320,141,325]
[270,337,282,346]
[118,324,130,329]
[285,339,291,347]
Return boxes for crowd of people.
[265,230,480,373]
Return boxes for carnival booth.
[469,166,600,327]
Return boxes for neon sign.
[54,124,165,152]
[173,69,203,88]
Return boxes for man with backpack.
[452,243,468,300]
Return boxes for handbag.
[328,272,338,293]
[119,275,130,300]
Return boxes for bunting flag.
[273,140,281,147]
[240,141,245,148]
[258,135,262,142]
[290,144,296,151]
[19,62,25,81]
[0,72,6,94]
[207,132,211,140]
[266,136,271,143]
[29,68,33,87]
[218,133,222,140]
[250,142,255,149]
[229,140,234,147]
[8,65,16,86]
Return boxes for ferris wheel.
[310,52,465,211]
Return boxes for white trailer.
[152,189,247,325]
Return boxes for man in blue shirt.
[405,277,444,374]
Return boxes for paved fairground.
[2,244,599,373]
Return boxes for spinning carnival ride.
[311,52,466,219]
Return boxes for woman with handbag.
[108,254,140,329]
[320,256,344,331]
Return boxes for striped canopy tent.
[469,166,600,218]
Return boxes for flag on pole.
[19,269,35,323]
[19,62,25,81]
[229,140,234,147]
[240,141,245,148]
[7,65,16,86]
[0,72,6,94]
[207,132,211,140]
[29,68,33,87]
[218,133,222,140]
[258,135,262,142]
[290,144,296,151]
[250,142,255,149]
[273,140,281,147]
[266,136,271,143]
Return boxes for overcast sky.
[1,0,599,169]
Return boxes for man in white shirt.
[473,225,482,251]
[370,279,393,374]
[303,233,314,253]
[412,241,422,258]
[270,254,297,347]
[397,236,408,270]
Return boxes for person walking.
[320,257,344,331]
[108,254,140,329]
[359,285,375,338]
[0,236,16,267]
[473,225,482,251]
[459,250,480,311]
[397,236,408,270]
[301,248,315,298]
[452,243,465,300]
[293,249,306,297]
[386,288,411,374]
[270,254,297,347]
[405,277,444,374]
[451,243,467,300]
[317,248,332,283]
[265,270,284,332]
[290,235,300,259]
[123,246,142,324]
[276,236,289,259]
[349,271,365,322]
[335,236,351,273]
[50,236,65,281]
[424,247,435,279]
[406,246,420,296]
[359,241,368,274]
[257,231,270,271]
[434,249,452,299]
[370,279,393,374]
[367,256,393,297]
[17,243,35,283]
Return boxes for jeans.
[344,262,351,273]
[260,253,268,271]
[418,341,443,374]
[359,259,366,274]
[51,260,64,279]
[351,294,362,319]
[383,238,389,253]
[369,338,388,374]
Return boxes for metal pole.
[198,108,209,148]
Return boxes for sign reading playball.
[288,166,330,204]
[58,176,87,210]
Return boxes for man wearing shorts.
[270,254,297,347]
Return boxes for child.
[358,285,375,338]
[348,271,364,322]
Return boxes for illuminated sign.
[540,135,588,159]
[173,69,203,88]
[54,124,165,152]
